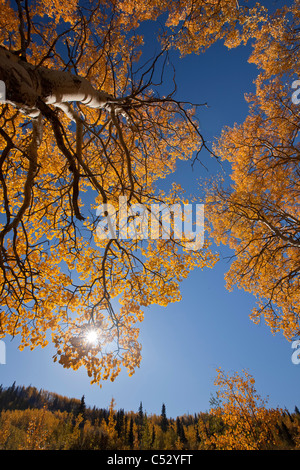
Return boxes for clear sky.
[1,0,299,420]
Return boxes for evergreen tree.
[128,417,134,449]
[160,403,168,433]
[77,395,86,429]
[138,402,144,426]
[78,395,86,416]
[124,415,128,444]
[137,401,144,441]
[116,409,125,438]
[176,417,187,444]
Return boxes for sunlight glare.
[85,329,99,345]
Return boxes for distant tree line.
[0,370,299,450]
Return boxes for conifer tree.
[176,417,187,445]
[160,403,168,433]
[138,402,144,426]
[128,417,134,449]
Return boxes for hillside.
[0,381,299,450]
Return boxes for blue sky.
[1,0,299,420]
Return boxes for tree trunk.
[0,46,112,117]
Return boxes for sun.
[85,329,99,346]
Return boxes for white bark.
[0,46,113,118]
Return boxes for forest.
[0,368,299,450]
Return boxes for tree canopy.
[207,0,300,340]
[0,0,298,385]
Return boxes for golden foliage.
[0,0,230,383]
[1,0,290,384]
[201,369,282,450]
[206,0,300,340]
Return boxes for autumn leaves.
[0,0,299,384]
[206,0,300,341]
